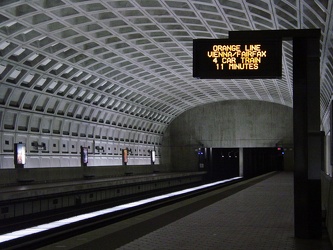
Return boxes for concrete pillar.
[227,30,322,238]
[293,36,322,239]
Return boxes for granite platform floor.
[39,172,333,250]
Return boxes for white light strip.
[0,176,241,244]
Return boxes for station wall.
[0,107,163,169]
[162,100,293,172]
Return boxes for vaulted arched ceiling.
[0,0,332,144]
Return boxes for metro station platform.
[38,172,333,250]
[0,171,205,201]
[0,171,206,223]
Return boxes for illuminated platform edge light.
[0,176,242,244]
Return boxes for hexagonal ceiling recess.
[0,0,333,137]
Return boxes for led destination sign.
[193,39,282,79]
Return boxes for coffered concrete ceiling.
[0,0,332,137]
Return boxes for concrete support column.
[293,36,322,239]
[229,28,322,239]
